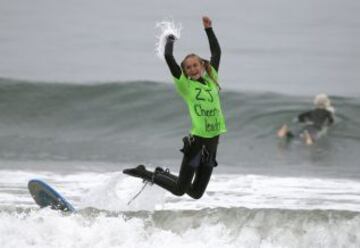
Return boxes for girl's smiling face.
[183,56,205,80]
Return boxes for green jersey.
[174,67,227,138]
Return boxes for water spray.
[155,19,182,61]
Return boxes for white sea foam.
[79,173,166,212]
[155,19,182,61]
[2,165,360,247]
[0,210,236,248]
[1,165,360,211]
[1,204,360,248]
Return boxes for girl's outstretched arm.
[164,35,182,79]
[203,16,221,71]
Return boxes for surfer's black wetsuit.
[286,108,334,139]
[297,109,334,129]
[123,27,222,199]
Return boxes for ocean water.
[1,0,360,247]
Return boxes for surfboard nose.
[28,179,76,213]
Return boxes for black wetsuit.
[152,27,222,199]
[153,135,219,199]
[287,108,334,139]
[297,108,334,129]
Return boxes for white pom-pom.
[155,20,182,61]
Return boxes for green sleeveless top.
[174,66,227,138]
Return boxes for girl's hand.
[166,34,176,41]
[202,16,212,28]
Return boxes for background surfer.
[123,16,227,199]
[277,93,335,145]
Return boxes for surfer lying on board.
[277,93,335,145]
[123,16,227,199]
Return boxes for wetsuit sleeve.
[164,35,182,79]
[297,111,312,123]
[205,27,221,72]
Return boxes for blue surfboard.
[28,179,76,213]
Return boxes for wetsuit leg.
[123,159,194,196]
[303,125,319,140]
[186,136,219,199]
[124,135,219,199]
[186,163,213,199]
[152,155,196,196]
[152,135,212,197]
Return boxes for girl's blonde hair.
[180,54,221,90]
